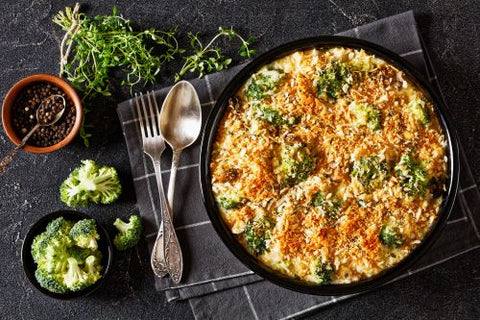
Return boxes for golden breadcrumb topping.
[210,47,447,284]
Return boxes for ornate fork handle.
[151,159,183,283]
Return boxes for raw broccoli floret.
[84,255,102,275]
[407,98,430,125]
[39,245,70,274]
[255,105,299,127]
[311,193,342,220]
[60,159,122,207]
[219,197,242,210]
[31,232,48,263]
[281,144,316,186]
[310,259,334,284]
[351,102,381,131]
[351,156,389,190]
[379,225,404,248]
[35,268,68,294]
[67,246,94,264]
[243,216,275,256]
[31,217,73,264]
[395,153,430,196]
[113,215,143,251]
[316,61,352,100]
[69,219,100,250]
[245,69,285,101]
[63,257,95,292]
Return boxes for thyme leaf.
[175,26,257,82]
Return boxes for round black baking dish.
[199,36,460,296]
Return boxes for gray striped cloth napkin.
[117,10,480,319]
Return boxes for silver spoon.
[0,95,66,175]
[151,81,201,278]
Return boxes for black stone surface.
[0,1,479,319]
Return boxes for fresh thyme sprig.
[53,5,182,145]
[53,5,257,146]
[175,27,257,82]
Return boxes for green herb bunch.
[175,27,257,81]
[53,5,181,145]
[53,5,257,146]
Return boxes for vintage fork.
[134,91,183,284]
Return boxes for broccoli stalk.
[63,257,94,292]
[84,255,102,275]
[60,160,122,207]
[69,219,100,250]
[113,215,143,251]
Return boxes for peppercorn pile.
[12,82,76,147]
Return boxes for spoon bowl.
[36,94,66,126]
[160,81,202,151]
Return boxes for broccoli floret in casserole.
[281,144,316,186]
[351,102,381,131]
[69,219,100,250]
[351,156,389,190]
[255,104,299,127]
[60,159,122,207]
[395,153,430,196]
[113,215,143,251]
[310,259,334,284]
[407,98,430,125]
[219,196,243,210]
[379,225,404,248]
[316,61,352,100]
[243,216,275,256]
[311,193,342,220]
[245,69,285,101]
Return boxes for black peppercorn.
[12,82,76,147]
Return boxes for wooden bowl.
[1,74,83,153]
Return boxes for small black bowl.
[21,210,113,299]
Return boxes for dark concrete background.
[0,0,479,319]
